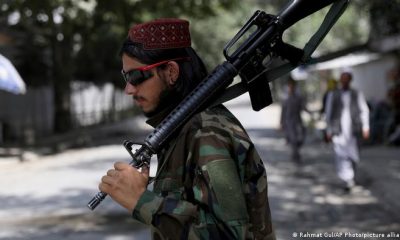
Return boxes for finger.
[114,162,130,170]
[99,180,112,193]
[107,169,118,177]
[141,166,150,178]
[101,175,115,185]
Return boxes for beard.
[143,86,182,118]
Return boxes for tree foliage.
[0,0,239,132]
[282,2,369,56]
[0,0,399,133]
[367,0,400,40]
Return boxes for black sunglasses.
[121,57,191,86]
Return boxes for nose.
[124,83,138,95]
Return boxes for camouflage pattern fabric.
[132,105,276,240]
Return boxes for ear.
[165,61,180,86]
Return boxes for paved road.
[252,130,400,239]
[0,145,151,239]
[1,94,399,239]
[229,95,400,239]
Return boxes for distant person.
[320,78,338,116]
[280,78,308,163]
[320,78,338,143]
[370,95,392,144]
[387,66,400,145]
[325,71,370,192]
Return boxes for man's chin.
[143,111,154,118]
[142,108,157,118]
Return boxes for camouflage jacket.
[132,105,275,240]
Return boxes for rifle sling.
[211,0,348,108]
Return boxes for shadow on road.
[248,128,400,239]
[1,124,399,239]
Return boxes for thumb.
[141,165,150,179]
[114,161,130,170]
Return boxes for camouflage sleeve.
[132,190,199,239]
[132,108,275,239]
[131,153,249,239]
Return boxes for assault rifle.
[88,0,349,210]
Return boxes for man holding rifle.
[98,18,275,239]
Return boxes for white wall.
[315,53,398,103]
[70,81,133,126]
[351,54,397,103]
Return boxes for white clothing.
[326,90,369,182]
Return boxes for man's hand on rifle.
[99,162,149,212]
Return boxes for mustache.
[133,95,145,101]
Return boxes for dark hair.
[341,72,353,80]
[120,38,208,99]
[287,76,296,86]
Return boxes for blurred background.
[1,0,400,239]
[1,0,399,147]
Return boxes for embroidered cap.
[128,18,191,50]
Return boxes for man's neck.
[341,87,350,91]
[145,89,182,128]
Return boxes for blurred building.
[305,34,400,104]
[309,52,396,103]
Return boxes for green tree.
[0,0,239,133]
[3,0,396,135]
[366,0,400,41]
[1,0,99,132]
